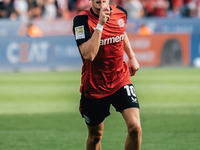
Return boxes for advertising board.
[191,34,200,67]
[127,33,190,66]
[0,36,81,71]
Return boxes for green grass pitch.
[0,67,200,150]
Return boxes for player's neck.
[91,6,100,16]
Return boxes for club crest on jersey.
[117,19,124,27]
[75,25,85,40]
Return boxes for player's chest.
[88,16,126,39]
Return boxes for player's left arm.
[123,32,140,76]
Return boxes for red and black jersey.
[73,5,131,99]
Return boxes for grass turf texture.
[0,68,200,150]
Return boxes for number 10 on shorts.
[124,85,138,103]
[124,85,136,97]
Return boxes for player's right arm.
[78,27,102,61]
[73,2,110,61]
[73,15,101,62]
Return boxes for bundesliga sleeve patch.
[75,25,85,40]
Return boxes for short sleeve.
[116,5,127,21]
[73,15,92,46]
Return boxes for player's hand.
[127,57,140,76]
[98,0,111,25]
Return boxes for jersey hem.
[81,80,132,99]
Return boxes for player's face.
[91,0,109,10]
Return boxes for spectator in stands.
[170,0,183,9]
[56,0,71,19]
[1,0,200,19]
[167,5,181,18]
[27,22,43,37]
[167,0,182,18]
[75,0,91,12]
[111,0,124,5]
[43,0,57,19]
[143,0,169,17]
[124,0,144,18]
[13,0,29,20]
[182,0,196,17]
[196,0,200,18]
[0,0,17,19]
[27,0,44,19]
[138,22,153,35]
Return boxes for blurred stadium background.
[0,0,200,150]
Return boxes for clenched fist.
[98,1,111,25]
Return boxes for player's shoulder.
[73,15,88,24]
[73,9,90,23]
[79,8,91,16]
[111,5,127,16]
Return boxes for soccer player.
[72,0,142,149]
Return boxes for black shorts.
[79,84,139,126]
